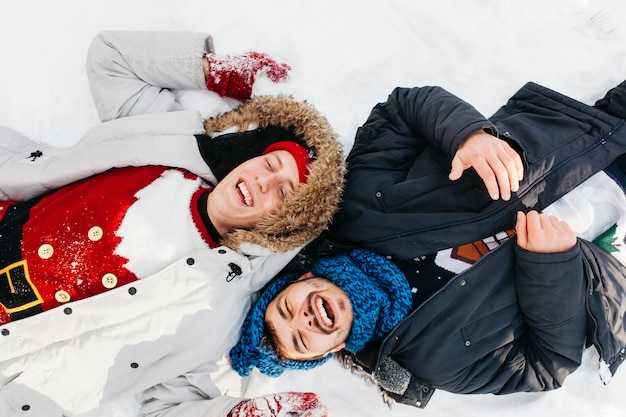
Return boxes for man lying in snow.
[142,80,626,415]
[0,31,344,417]
[238,80,626,410]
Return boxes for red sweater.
[0,166,216,323]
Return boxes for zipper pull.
[226,263,242,282]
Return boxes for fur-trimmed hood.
[201,95,345,252]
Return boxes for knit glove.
[205,51,291,101]
[227,392,329,417]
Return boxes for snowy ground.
[1,1,626,416]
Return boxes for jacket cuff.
[449,121,497,158]
[514,240,581,264]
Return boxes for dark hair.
[196,125,312,181]
[262,320,288,363]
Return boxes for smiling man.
[221,80,626,412]
[0,141,307,325]
[207,146,303,235]
[0,31,345,417]
[229,249,413,377]
[208,142,309,235]
[265,271,354,360]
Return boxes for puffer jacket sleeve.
[86,30,215,122]
[504,242,588,392]
[0,112,210,201]
[349,86,495,162]
[139,362,243,417]
[0,31,220,201]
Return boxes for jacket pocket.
[459,303,524,349]
[492,100,596,165]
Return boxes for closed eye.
[283,296,307,353]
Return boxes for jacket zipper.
[582,256,603,361]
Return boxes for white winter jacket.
[0,241,296,416]
[0,30,216,202]
[0,113,297,415]
[0,31,344,417]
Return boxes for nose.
[291,309,313,330]
[256,172,277,193]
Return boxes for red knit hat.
[263,141,310,183]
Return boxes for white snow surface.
[2,1,626,416]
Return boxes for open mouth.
[315,296,335,328]
[236,181,252,207]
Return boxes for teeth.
[316,298,333,327]
[237,182,252,206]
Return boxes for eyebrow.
[276,295,288,320]
[272,152,284,169]
[276,295,305,354]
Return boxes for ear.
[297,271,315,280]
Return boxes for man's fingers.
[466,151,519,201]
[515,211,528,248]
[506,145,525,182]
[548,215,574,234]
[451,130,525,201]
[515,211,577,253]
[450,135,524,201]
[525,210,542,228]
[489,145,523,199]
[472,159,500,200]
[500,148,522,193]
[486,158,512,201]
[448,155,465,181]
[538,211,554,230]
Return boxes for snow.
[1,0,626,416]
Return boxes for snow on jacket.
[0,165,218,324]
[0,168,291,416]
[310,83,626,407]
[0,30,345,253]
[0,31,344,417]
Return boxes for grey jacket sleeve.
[0,31,218,201]
[86,31,215,122]
[139,362,243,417]
[0,112,211,201]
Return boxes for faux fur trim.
[203,95,345,252]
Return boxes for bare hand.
[515,210,577,253]
[449,130,524,200]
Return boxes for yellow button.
[101,273,118,289]
[38,244,54,259]
[88,226,104,241]
[55,290,71,303]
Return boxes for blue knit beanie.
[230,249,413,377]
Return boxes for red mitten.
[205,51,291,101]
[227,392,329,417]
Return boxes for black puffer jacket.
[310,83,626,407]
